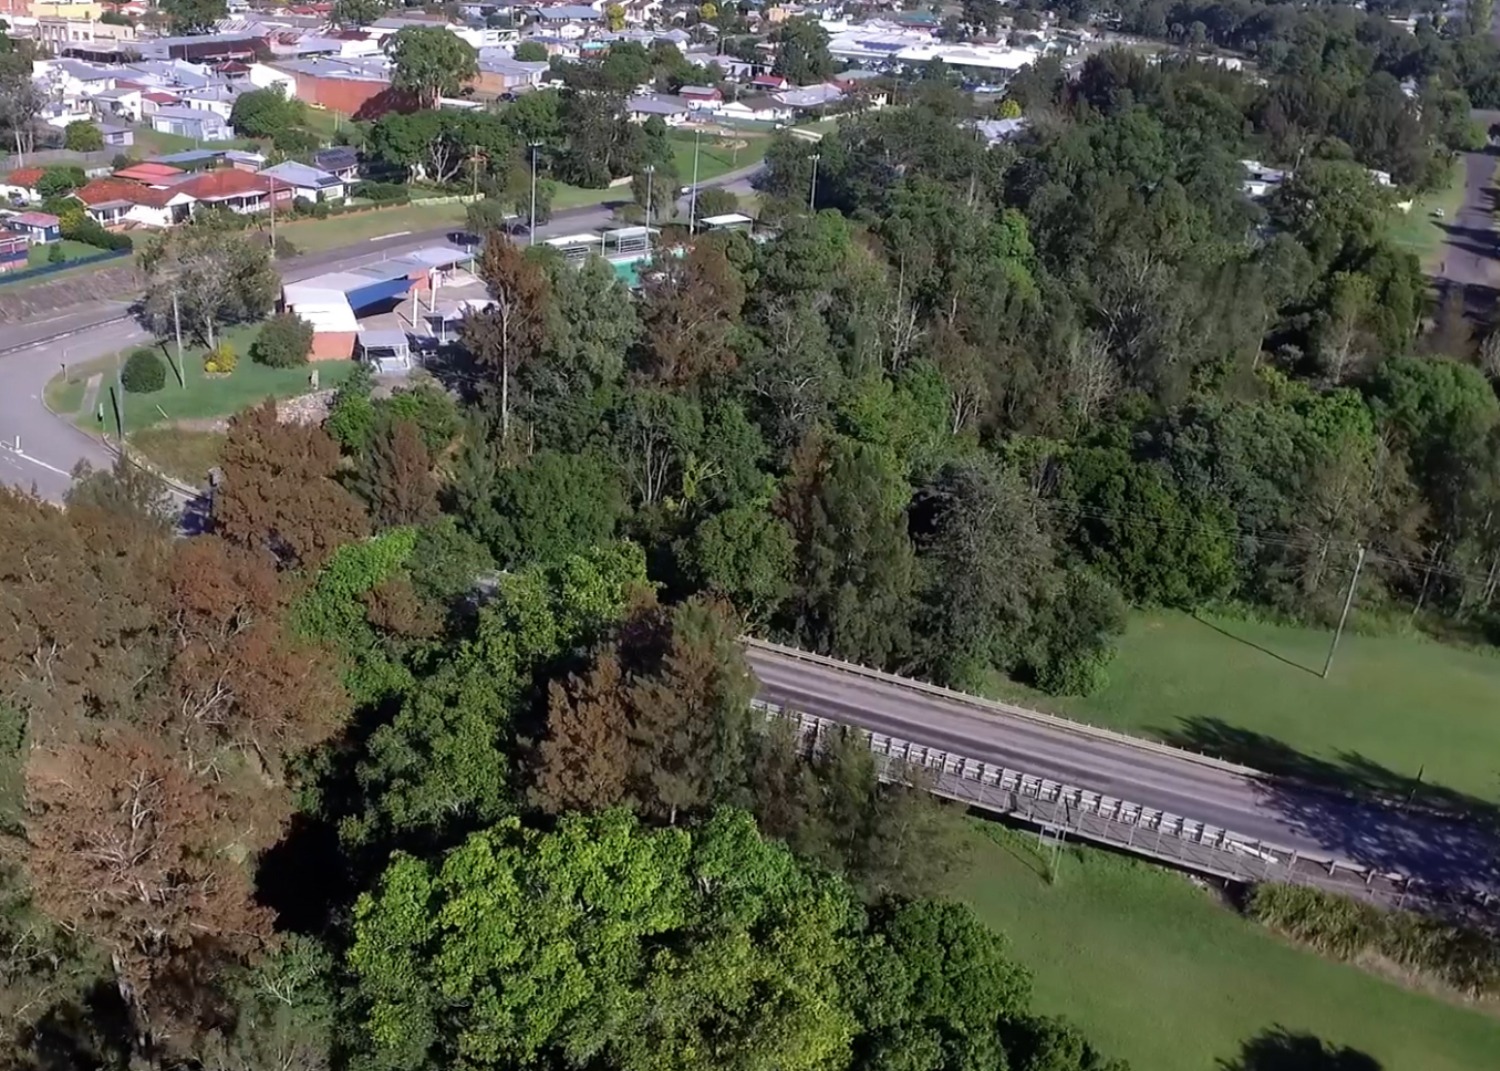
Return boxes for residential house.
[0,235,28,274]
[150,105,233,142]
[114,161,186,185]
[141,91,184,115]
[312,146,360,182]
[475,50,551,94]
[531,4,602,22]
[180,84,246,120]
[4,212,62,244]
[36,58,117,99]
[98,121,134,147]
[626,94,691,125]
[1239,159,1287,200]
[176,168,290,214]
[91,86,144,122]
[749,73,788,91]
[259,160,345,201]
[1,168,46,204]
[774,82,844,112]
[73,177,193,228]
[712,96,790,123]
[679,84,722,108]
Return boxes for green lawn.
[669,131,769,183]
[129,426,227,485]
[986,608,1500,805]
[1385,159,1468,271]
[26,239,110,267]
[56,324,356,436]
[961,825,1500,1071]
[275,202,467,252]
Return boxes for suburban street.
[747,644,1500,901]
[1436,141,1500,293]
[0,165,761,500]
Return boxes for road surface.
[0,165,762,499]
[1435,142,1500,294]
[748,645,1500,901]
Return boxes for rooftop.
[7,212,60,228]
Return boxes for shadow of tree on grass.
[1218,1027,1381,1071]
[1156,718,1500,904]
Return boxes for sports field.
[988,609,1500,805]
[962,826,1500,1071]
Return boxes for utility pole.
[688,126,702,234]
[808,152,821,212]
[1322,544,1366,680]
[171,290,185,389]
[528,140,541,246]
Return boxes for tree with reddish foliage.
[354,418,440,530]
[24,729,276,1053]
[161,537,348,776]
[638,241,746,389]
[0,485,170,733]
[464,235,549,442]
[532,650,630,814]
[213,401,369,571]
[625,597,753,823]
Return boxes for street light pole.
[528,140,541,246]
[689,126,702,235]
[808,152,821,212]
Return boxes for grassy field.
[129,427,227,484]
[274,202,467,251]
[668,130,769,182]
[26,239,109,267]
[1386,159,1468,271]
[51,324,356,436]
[961,825,1500,1071]
[986,608,1500,804]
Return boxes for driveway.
[1434,145,1499,292]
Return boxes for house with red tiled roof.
[114,162,186,186]
[73,178,193,229]
[140,91,183,116]
[1,168,47,203]
[174,168,292,214]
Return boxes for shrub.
[204,341,237,375]
[1247,884,1500,996]
[63,121,103,153]
[311,200,331,219]
[46,244,64,264]
[293,195,315,215]
[121,347,166,394]
[352,180,410,204]
[272,236,300,259]
[251,312,315,368]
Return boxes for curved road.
[0,165,762,500]
[748,645,1500,901]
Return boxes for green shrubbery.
[1247,883,1500,996]
[251,312,314,368]
[121,347,165,394]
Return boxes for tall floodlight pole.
[528,141,542,246]
[809,152,821,212]
[689,126,702,235]
[644,163,655,255]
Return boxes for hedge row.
[1247,883,1500,996]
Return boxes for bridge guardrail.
[754,700,1427,907]
[744,637,1262,778]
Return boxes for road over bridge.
[747,639,1500,909]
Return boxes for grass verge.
[128,427,226,485]
[273,202,467,252]
[960,825,1500,1071]
[1386,159,1469,271]
[985,608,1500,804]
[50,323,356,435]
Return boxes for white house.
[626,94,690,125]
[259,160,346,201]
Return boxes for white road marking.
[0,445,70,477]
[370,231,412,241]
